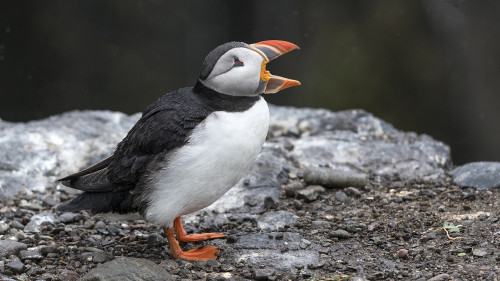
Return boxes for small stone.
[57,212,83,223]
[92,250,111,263]
[428,273,451,281]
[254,268,276,280]
[226,235,238,243]
[11,221,24,230]
[304,167,367,188]
[58,270,79,281]
[42,196,58,207]
[18,201,43,211]
[335,191,350,203]
[311,220,331,229]
[397,249,408,259]
[297,185,325,202]
[0,221,9,234]
[83,220,95,229]
[206,258,220,268]
[147,233,166,248]
[20,250,43,260]
[40,245,57,255]
[438,205,446,212]
[293,199,303,210]
[345,187,362,197]
[108,226,121,236]
[5,260,24,274]
[283,181,305,197]
[329,229,351,239]
[420,232,437,242]
[0,240,28,258]
[24,213,55,233]
[472,248,488,257]
[93,221,107,230]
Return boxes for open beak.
[250,40,301,94]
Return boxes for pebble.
[297,185,325,202]
[304,167,367,188]
[0,221,9,234]
[0,240,28,258]
[40,245,57,255]
[206,258,220,268]
[11,220,24,230]
[335,191,350,203]
[345,187,362,197]
[23,213,55,233]
[147,233,166,248]
[283,181,306,197]
[428,273,451,281]
[42,196,58,207]
[311,220,331,229]
[5,259,24,274]
[397,249,408,259]
[292,199,303,210]
[19,250,43,260]
[329,230,352,239]
[420,232,437,242]
[472,248,488,257]
[108,226,121,236]
[18,201,43,211]
[57,212,83,223]
[93,221,107,230]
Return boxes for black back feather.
[57,82,260,214]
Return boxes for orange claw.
[164,227,221,261]
[174,216,226,243]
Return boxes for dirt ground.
[1,174,498,281]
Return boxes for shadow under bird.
[57,40,300,260]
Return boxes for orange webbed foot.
[175,245,220,261]
[174,216,226,243]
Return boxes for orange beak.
[250,40,301,94]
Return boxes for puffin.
[57,40,300,261]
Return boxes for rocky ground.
[0,105,499,280]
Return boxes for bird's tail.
[57,191,136,214]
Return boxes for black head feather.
[199,41,249,81]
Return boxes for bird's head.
[198,40,300,97]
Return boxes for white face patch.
[201,47,265,96]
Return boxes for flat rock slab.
[78,257,173,281]
[451,162,500,190]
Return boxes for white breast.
[145,97,269,227]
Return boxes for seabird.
[57,40,300,260]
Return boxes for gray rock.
[0,240,28,258]
[304,167,367,188]
[345,186,362,197]
[283,181,306,197]
[254,268,276,280]
[5,260,24,274]
[311,220,331,229]
[57,212,84,223]
[0,111,140,198]
[472,247,488,257]
[335,191,350,203]
[147,233,166,248]
[11,220,24,230]
[296,185,325,202]
[428,273,451,281]
[93,221,107,230]
[0,221,9,234]
[329,230,352,239]
[258,211,298,231]
[24,213,55,233]
[78,257,173,281]
[19,250,43,260]
[451,162,500,190]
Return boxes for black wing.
[59,87,211,192]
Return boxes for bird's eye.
[233,58,244,67]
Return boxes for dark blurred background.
[1,0,499,164]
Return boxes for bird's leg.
[164,227,220,261]
[173,216,226,243]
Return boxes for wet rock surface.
[0,106,499,280]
